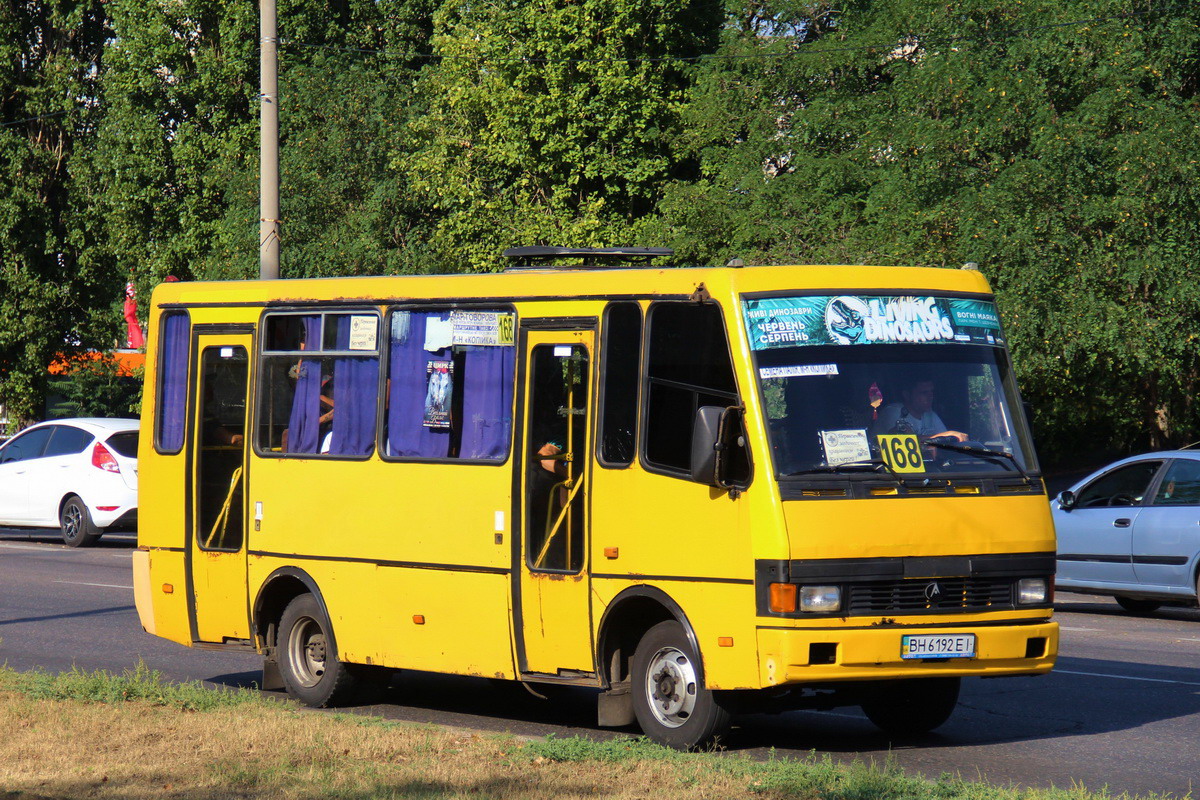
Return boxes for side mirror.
[1056,490,1076,511]
[690,406,724,486]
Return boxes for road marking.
[1057,669,1200,688]
[1059,626,1100,632]
[0,542,68,552]
[53,580,134,590]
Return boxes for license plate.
[901,633,976,659]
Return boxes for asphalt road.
[2,528,1197,798]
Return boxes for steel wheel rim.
[644,646,698,728]
[62,504,82,540]
[287,615,327,688]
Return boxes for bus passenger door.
[516,329,595,676]
[188,333,252,644]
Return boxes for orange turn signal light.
[412,615,425,625]
[769,582,797,613]
[717,637,734,648]
[161,584,174,594]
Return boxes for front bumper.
[756,616,1058,686]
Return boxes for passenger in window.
[875,377,968,442]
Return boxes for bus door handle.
[1113,518,1132,528]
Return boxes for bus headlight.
[1016,578,1049,605]
[800,585,841,613]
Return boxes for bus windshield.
[743,294,1039,480]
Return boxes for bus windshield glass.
[743,294,1039,479]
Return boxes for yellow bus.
[133,248,1056,748]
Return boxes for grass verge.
[0,665,1168,800]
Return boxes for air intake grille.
[846,577,1015,615]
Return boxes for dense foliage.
[1,0,1197,464]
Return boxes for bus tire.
[60,496,102,548]
[277,593,358,707]
[861,677,960,736]
[631,620,731,750]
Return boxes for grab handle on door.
[1113,518,1132,528]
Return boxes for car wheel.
[60,496,102,548]
[1115,596,1162,614]
[277,593,369,707]
[631,620,732,750]
[861,677,960,736]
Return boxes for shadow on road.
[0,527,137,548]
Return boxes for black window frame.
[596,301,643,469]
[638,299,750,484]
[153,309,191,455]
[378,303,518,466]
[253,307,384,462]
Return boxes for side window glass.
[1076,461,1163,508]
[44,426,94,457]
[1,427,54,463]
[526,344,588,572]
[156,311,190,453]
[643,303,742,476]
[257,312,380,457]
[384,309,515,461]
[598,302,641,466]
[1153,459,1200,506]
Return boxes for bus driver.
[876,377,968,443]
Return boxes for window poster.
[423,360,454,429]
[450,310,516,347]
[743,295,1004,351]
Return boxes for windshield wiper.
[922,439,1031,483]
[782,459,903,482]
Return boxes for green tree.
[404,0,722,272]
[47,358,142,419]
[659,0,1200,463]
[0,0,118,424]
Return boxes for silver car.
[1053,451,1200,613]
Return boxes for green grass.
[0,666,1186,800]
[0,660,264,711]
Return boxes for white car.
[0,418,138,546]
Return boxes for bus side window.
[598,302,641,467]
[383,309,515,462]
[155,311,190,453]
[643,302,748,483]
[257,312,380,457]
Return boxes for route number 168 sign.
[876,434,925,473]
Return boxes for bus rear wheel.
[277,594,360,707]
[860,677,960,736]
[631,620,732,750]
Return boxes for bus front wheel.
[277,594,360,707]
[631,620,732,749]
[860,677,960,736]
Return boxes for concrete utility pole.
[259,0,280,279]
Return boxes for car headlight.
[800,585,842,613]
[1016,577,1049,605]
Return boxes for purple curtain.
[387,312,451,458]
[329,318,379,456]
[461,345,514,459]
[286,316,322,454]
[158,312,190,451]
